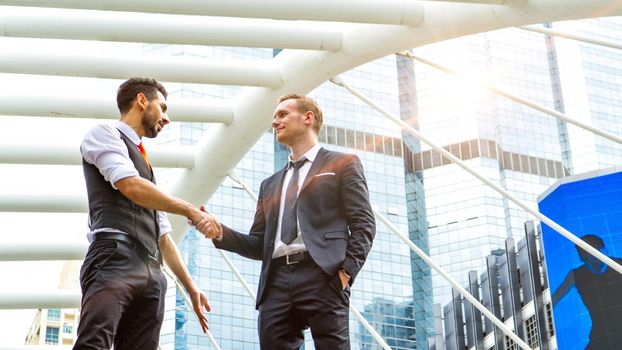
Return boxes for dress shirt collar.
[115,120,141,146]
[288,143,321,167]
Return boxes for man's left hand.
[338,269,350,290]
[188,288,211,333]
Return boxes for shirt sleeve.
[158,211,172,237]
[80,124,139,190]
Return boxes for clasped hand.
[190,205,222,239]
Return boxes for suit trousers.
[258,258,351,350]
[73,239,167,350]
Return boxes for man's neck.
[288,139,317,161]
[120,114,144,139]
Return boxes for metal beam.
[0,0,425,25]
[0,242,87,261]
[0,144,196,167]
[0,291,80,309]
[0,51,283,88]
[0,194,86,213]
[0,95,233,123]
[0,10,343,51]
[520,25,622,50]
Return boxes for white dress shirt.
[272,143,322,259]
[81,120,171,242]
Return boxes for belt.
[272,251,311,267]
[94,232,160,265]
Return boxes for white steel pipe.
[0,194,86,213]
[0,242,87,261]
[0,11,343,51]
[0,94,233,123]
[520,25,622,51]
[0,0,425,26]
[0,144,196,168]
[373,208,531,350]
[400,52,622,145]
[330,76,622,280]
[350,302,393,350]
[0,290,80,309]
[162,267,222,350]
[0,51,282,88]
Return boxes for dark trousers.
[258,259,351,350]
[73,239,167,350]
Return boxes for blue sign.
[538,168,622,350]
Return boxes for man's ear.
[136,92,148,110]
[304,111,315,125]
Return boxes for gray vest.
[82,130,160,255]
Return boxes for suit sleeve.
[212,183,267,261]
[340,154,376,284]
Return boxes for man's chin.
[145,130,159,138]
[275,134,288,145]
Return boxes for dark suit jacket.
[214,147,376,308]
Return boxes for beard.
[142,108,160,138]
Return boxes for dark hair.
[116,77,167,114]
[576,234,605,257]
[278,94,323,134]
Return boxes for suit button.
[270,240,274,244]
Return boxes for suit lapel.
[266,166,288,237]
[300,147,330,193]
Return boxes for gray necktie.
[280,158,307,244]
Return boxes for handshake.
[188,205,222,239]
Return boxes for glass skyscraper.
[401,17,622,349]
[151,16,621,350]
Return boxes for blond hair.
[278,94,323,134]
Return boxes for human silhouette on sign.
[552,234,622,350]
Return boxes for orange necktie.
[138,142,150,167]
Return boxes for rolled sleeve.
[81,124,139,189]
[158,211,172,238]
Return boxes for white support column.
[0,10,343,51]
[0,291,80,309]
[0,242,87,261]
[0,51,283,88]
[0,95,234,123]
[0,194,86,213]
[0,144,196,167]
[0,0,425,25]
[520,25,622,50]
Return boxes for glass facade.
[403,17,622,349]
[45,327,59,345]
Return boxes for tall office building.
[401,17,622,349]
[25,262,80,346]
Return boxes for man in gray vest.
[75,77,220,350]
